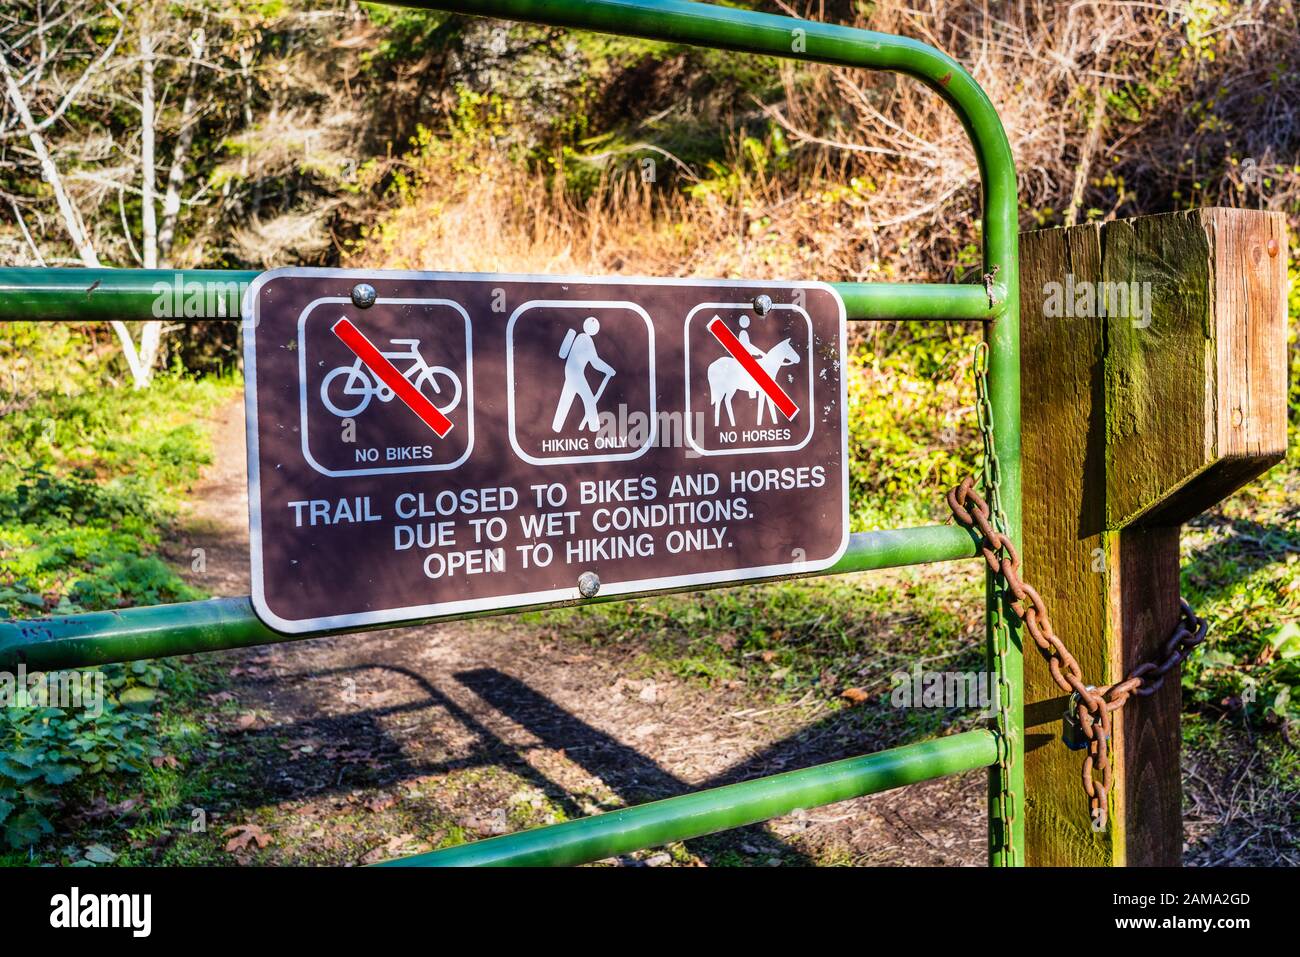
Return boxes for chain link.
[971,342,1017,862]
[952,343,1208,832]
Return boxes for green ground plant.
[0,334,235,854]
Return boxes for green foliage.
[358,3,454,67]
[846,328,979,529]
[0,359,235,850]
[0,324,100,396]
[528,567,977,709]
[684,126,793,204]
[0,666,166,849]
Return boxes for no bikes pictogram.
[323,318,463,435]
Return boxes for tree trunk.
[1,46,151,389]
[136,22,164,383]
[158,29,205,262]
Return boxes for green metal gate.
[0,0,1023,866]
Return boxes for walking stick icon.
[591,368,614,406]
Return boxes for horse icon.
[707,332,800,427]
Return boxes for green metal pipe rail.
[0,268,995,322]
[0,525,978,671]
[380,730,999,867]
[0,0,1023,866]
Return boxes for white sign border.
[242,267,849,635]
[505,299,658,466]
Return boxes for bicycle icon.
[320,334,463,419]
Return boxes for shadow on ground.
[203,651,987,865]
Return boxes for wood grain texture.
[1115,526,1182,866]
[1208,208,1289,463]
[1021,223,1118,866]
[1020,207,1288,867]
[1106,209,1288,528]
[1103,212,1210,529]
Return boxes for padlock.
[1061,690,1091,751]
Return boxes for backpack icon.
[558,327,578,359]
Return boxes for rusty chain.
[967,340,1017,862]
[949,342,1208,832]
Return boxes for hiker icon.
[552,316,616,433]
[506,301,656,465]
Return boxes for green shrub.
[0,663,166,848]
[846,327,980,529]
[0,367,235,850]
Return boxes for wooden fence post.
[1019,208,1289,866]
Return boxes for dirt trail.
[174,397,984,866]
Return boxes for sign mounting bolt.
[351,283,377,309]
[577,571,601,598]
[752,294,773,316]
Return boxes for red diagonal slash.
[707,317,799,420]
[330,317,454,438]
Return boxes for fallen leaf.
[234,712,258,730]
[83,844,118,864]
[467,808,509,835]
[840,687,870,706]
[360,833,423,865]
[364,794,397,813]
[223,823,274,852]
[73,795,141,824]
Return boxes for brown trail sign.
[242,269,848,633]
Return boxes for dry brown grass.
[351,0,1298,286]
[767,0,1299,270]
[352,147,790,278]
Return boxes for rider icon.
[552,316,616,433]
[737,314,765,357]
